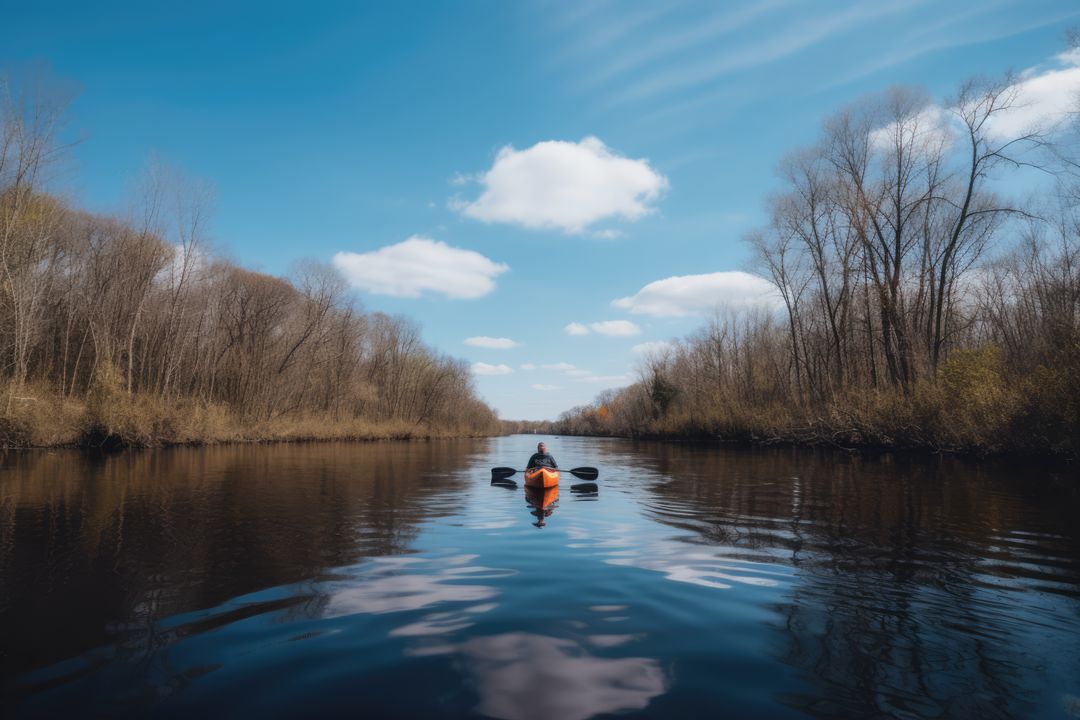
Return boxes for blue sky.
[6,0,1080,419]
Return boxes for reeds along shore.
[0,82,499,449]
[518,75,1080,457]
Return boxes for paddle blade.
[491,467,517,479]
[568,466,598,481]
[571,482,598,493]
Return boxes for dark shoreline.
[544,429,1079,464]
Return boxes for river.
[1,435,1078,719]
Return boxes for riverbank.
[0,388,495,450]
[522,368,1079,459]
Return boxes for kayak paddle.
[491,466,599,481]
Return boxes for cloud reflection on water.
[568,522,789,592]
[462,633,666,720]
[324,554,508,618]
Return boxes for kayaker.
[526,442,558,470]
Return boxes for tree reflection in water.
[0,441,483,681]
[584,439,1080,719]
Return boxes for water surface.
[2,436,1079,718]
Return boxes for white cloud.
[334,236,508,300]
[566,320,643,336]
[532,384,560,391]
[866,50,1080,151]
[520,363,537,370]
[981,62,1080,140]
[1058,47,1080,67]
[592,229,622,240]
[565,322,590,336]
[868,104,954,155]
[472,362,513,376]
[589,320,641,336]
[632,340,673,355]
[452,137,668,233]
[613,271,782,317]
[540,362,634,387]
[465,336,519,349]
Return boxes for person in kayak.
[526,442,558,470]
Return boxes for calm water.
[2,436,1079,719]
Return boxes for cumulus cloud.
[867,50,1080,152]
[472,362,513,376]
[590,320,641,336]
[981,57,1080,140]
[542,362,576,371]
[532,384,559,391]
[613,271,782,317]
[564,322,590,336]
[452,136,668,233]
[520,363,537,370]
[465,336,519,349]
[632,340,674,355]
[334,236,508,300]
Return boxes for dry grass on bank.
[555,346,1080,457]
[0,379,484,450]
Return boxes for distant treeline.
[0,79,498,447]
[551,70,1080,455]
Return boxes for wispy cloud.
[632,340,674,355]
[552,2,676,66]
[564,320,643,336]
[576,0,788,91]
[824,4,1080,89]
[465,336,519,349]
[608,0,922,105]
[539,360,633,387]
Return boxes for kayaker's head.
[537,442,547,454]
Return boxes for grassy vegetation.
[530,336,1080,457]
[2,376,489,450]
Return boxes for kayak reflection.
[525,485,559,527]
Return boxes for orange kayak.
[523,467,560,488]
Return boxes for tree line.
[551,64,1080,455]
[0,78,498,447]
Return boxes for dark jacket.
[526,452,558,469]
